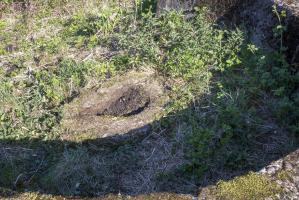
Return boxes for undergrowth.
[0,0,298,198]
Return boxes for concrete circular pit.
[61,70,169,141]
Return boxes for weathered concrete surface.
[259,148,299,199]
[61,69,169,141]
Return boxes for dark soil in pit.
[97,85,150,117]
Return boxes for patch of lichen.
[216,172,283,200]
[277,170,294,182]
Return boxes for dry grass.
[44,125,195,196]
[3,192,193,200]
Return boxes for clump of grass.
[63,9,121,48]
[216,172,283,200]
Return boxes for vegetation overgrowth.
[0,0,298,198]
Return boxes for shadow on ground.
[0,80,299,197]
[0,98,298,198]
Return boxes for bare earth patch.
[61,69,169,141]
[96,85,150,117]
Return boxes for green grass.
[0,0,298,198]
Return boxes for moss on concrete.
[216,172,283,200]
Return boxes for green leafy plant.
[272,4,287,52]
